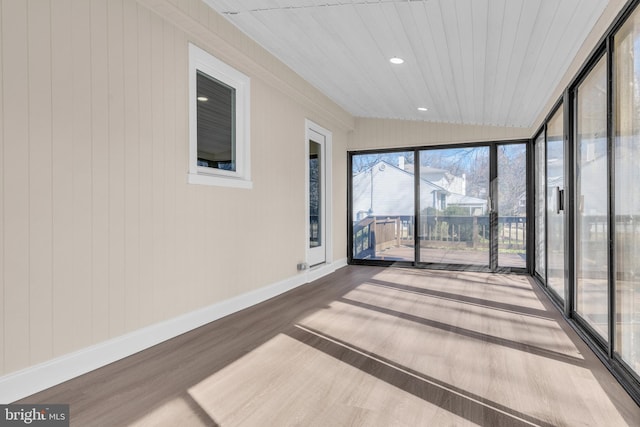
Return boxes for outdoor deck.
[370,245,526,268]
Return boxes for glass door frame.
[306,119,332,267]
[569,47,611,349]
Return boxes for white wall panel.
[136,4,155,330]
[89,0,110,345]
[123,0,141,332]
[51,0,75,358]
[27,0,54,367]
[2,0,30,374]
[349,118,531,151]
[71,0,93,351]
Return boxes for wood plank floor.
[17,266,640,426]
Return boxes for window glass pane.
[498,144,527,268]
[535,133,546,278]
[351,152,415,261]
[196,71,236,171]
[418,147,489,266]
[575,57,609,339]
[576,55,609,340]
[547,105,565,301]
[309,141,321,248]
[614,8,640,374]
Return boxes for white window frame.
[188,43,252,189]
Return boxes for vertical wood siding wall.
[0,0,350,376]
[348,118,532,150]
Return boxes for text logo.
[0,405,68,427]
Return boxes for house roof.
[352,160,486,217]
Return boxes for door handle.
[557,187,564,214]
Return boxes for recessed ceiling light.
[417,107,428,112]
[389,57,404,65]
[197,96,209,102]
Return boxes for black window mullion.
[606,33,615,361]
[414,149,421,265]
[564,90,574,317]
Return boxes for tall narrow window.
[497,143,527,269]
[614,7,640,375]
[309,142,322,249]
[546,105,566,301]
[575,55,608,341]
[418,147,490,266]
[188,43,251,188]
[534,132,546,279]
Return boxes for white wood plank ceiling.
[204,0,608,128]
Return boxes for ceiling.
[203,0,608,128]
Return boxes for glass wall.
[614,9,640,375]
[351,152,415,262]
[546,106,566,301]
[534,132,546,279]
[575,55,609,340]
[418,147,490,266]
[497,144,527,268]
[350,145,526,270]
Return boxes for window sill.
[187,173,253,189]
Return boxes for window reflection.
[351,152,415,261]
[614,9,640,374]
[546,106,565,301]
[575,55,608,340]
[534,133,546,279]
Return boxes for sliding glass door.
[546,106,566,301]
[614,11,640,376]
[531,0,640,399]
[575,54,608,341]
[351,151,415,262]
[418,147,490,266]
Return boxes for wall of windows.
[533,0,640,403]
[348,0,640,402]
[349,143,527,272]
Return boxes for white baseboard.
[0,259,347,403]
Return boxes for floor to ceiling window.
[534,132,546,280]
[351,151,415,262]
[418,147,490,267]
[497,144,527,269]
[349,143,527,272]
[546,105,566,301]
[575,54,609,341]
[614,7,640,376]
[531,0,640,401]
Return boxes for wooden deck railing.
[353,215,527,259]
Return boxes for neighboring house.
[405,163,466,195]
[352,160,486,220]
